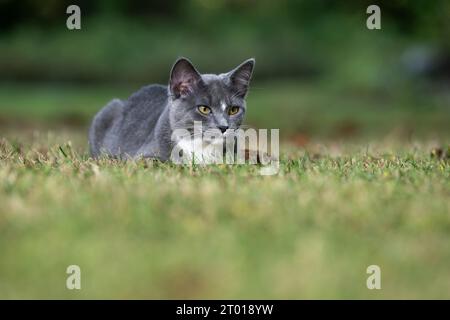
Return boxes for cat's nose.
[218,125,229,133]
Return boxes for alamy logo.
[170,121,279,175]
[366,265,381,290]
[66,5,81,30]
[366,5,381,30]
[66,265,81,290]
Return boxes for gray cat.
[89,57,255,161]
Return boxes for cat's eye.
[228,106,240,115]
[197,105,211,115]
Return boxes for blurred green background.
[0,0,449,145]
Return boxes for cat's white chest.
[172,137,224,164]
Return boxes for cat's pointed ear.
[169,58,202,99]
[227,58,255,98]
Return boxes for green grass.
[0,138,449,299]
[0,80,449,299]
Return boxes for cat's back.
[114,84,168,153]
[120,84,167,125]
[126,84,168,111]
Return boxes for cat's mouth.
[184,127,233,137]
[201,128,236,144]
[174,125,238,148]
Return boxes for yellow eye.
[197,105,211,115]
[229,106,240,115]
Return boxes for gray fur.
[89,57,255,160]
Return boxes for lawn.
[0,82,449,299]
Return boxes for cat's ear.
[227,58,255,98]
[169,58,202,99]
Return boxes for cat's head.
[168,57,255,135]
